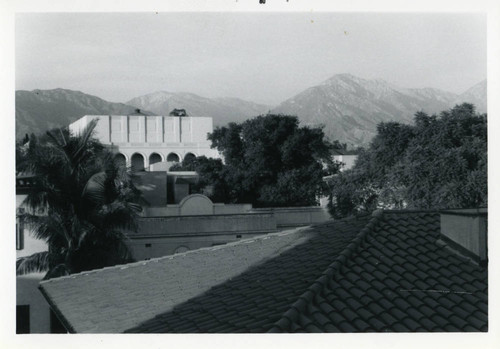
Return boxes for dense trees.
[16,120,143,279]
[172,114,339,207]
[328,104,487,218]
[169,155,230,203]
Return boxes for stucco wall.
[69,115,220,168]
[130,213,276,237]
[69,115,109,142]
[70,115,215,146]
[250,206,331,227]
[17,273,51,333]
[16,194,50,333]
[333,154,358,171]
[126,231,268,260]
[125,213,277,260]
[441,208,488,261]
[142,203,253,216]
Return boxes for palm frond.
[45,129,67,149]
[82,172,108,205]
[72,119,98,164]
[43,264,71,280]
[19,116,143,276]
[16,251,50,275]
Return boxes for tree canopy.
[172,114,340,207]
[16,121,143,279]
[328,103,487,218]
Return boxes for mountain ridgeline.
[16,74,486,146]
[272,74,486,147]
[126,92,271,128]
[15,89,154,140]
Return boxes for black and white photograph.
[3,0,500,348]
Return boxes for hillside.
[15,76,486,146]
[15,89,153,139]
[272,74,486,146]
[126,92,270,127]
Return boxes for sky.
[16,12,486,105]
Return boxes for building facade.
[16,175,60,333]
[69,114,220,170]
[332,149,359,172]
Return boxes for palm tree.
[16,120,143,279]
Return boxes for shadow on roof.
[124,215,370,333]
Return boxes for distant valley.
[16,74,486,147]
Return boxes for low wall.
[127,203,332,261]
[142,203,253,216]
[126,231,271,260]
[125,213,277,260]
[249,206,331,227]
[130,213,276,237]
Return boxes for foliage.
[16,120,143,279]
[328,104,487,218]
[182,114,340,207]
[169,155,230,203]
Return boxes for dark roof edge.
[267,210,384,333]
[38,283,76,333]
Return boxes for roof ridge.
[267,210,384,332]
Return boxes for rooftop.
[39,210,487,333]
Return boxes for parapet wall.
[143,203,253,216]
[125,213,277,260]
[127,197,332,260]
[250,206,331,227]
[130,213,277,238]
[70,115,214,145]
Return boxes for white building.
[16,175,59,333]
[332,149,359,172]
[69,114,220,170]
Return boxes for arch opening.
[149,153,162,166]
[167,153,180,163]
[131,153,145,172]
[114,153,127,168]
[184,152,196,163]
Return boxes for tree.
[169,155,230,203]
[205,114,338,207]
[16,120,143,279]
[328,104,487,218]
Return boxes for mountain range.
[272,74,486,146]
[126,92,270,127]
[15,74,486,146]
[15,89,154,140]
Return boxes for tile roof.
[38,223,352,333]
[39,210,487,333]
[269,211,488,332]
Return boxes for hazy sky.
[16,12,486,105]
